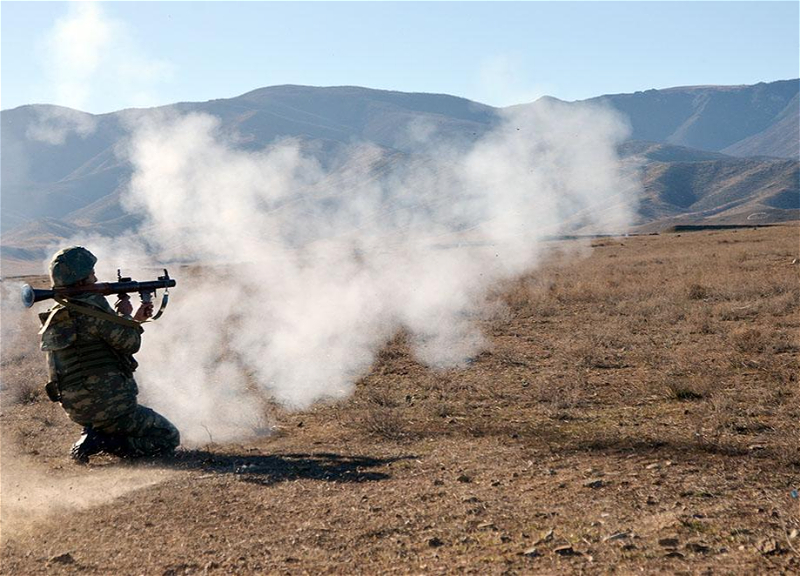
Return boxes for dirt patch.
[0,438,180,542]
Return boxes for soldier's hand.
[115,294,133,317]
[133,302,154,322]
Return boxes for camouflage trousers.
[59,371,180,457]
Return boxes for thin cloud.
[27,3,174,145]
[42,3,173,113]
[474,54,556,107]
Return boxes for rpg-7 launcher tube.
[21,274,176,308]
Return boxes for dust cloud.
[0,441,177,542]
[42,100,639,444]
[0,280,43,400]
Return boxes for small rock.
[645,462,661,470]
[792,258,799,265]
[757,538,785,556]
[456,474,472,483]
[747,444,766,451]
[583,479,605,489]
[433,479,444,486]
[603,532,631,542]
[462,496,480,503]
[521,547,541,558]
[535,529,554,545]
[659,538,679,548]
[500,534,512,543]
[554,545,581,557]
[477,522,496,531]
[646,496,659,505]
[428,537,444,548]
[664,551,684,559]
[789,529,798,540]
[686,542,711,554]
[621,543,637,551]
[49,553,75,565]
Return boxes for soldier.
[38,246,180,463]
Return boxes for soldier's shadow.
[157,450,415,486]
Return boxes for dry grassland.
[1,224,799,576]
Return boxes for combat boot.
[70,428,134,462]
[70,426,105,463]
[98,434,136,459]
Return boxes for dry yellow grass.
[1,224,798,575]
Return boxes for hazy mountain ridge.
[1,81,798,273]
[721,93,800,158]
[585,80,799,158]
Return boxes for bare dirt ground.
[1,225,799,576]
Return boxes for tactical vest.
[39,306,129,401]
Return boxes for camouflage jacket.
[39,293,144,395]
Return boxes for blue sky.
[1,1,798,113]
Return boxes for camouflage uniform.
[40,246,180,459]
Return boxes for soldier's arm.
[114,294,154,321]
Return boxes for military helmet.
[49,246,97,287]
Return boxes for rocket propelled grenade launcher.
[21,269,176,321]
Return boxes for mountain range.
[1,79,798,274]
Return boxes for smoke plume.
[49,101,638,444]
[32,2,173,118]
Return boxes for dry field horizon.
[1,224,799,575]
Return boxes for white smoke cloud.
[27,3,173,145]
[46,2,114,111]
[25,107,97,146]
[474,55,555,107]
[42,101,638,445]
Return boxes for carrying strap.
[54,297,141,328]
[38,306,64,335]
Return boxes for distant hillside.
[618,141,730,163]
[613,141,798,225]
[1,81,798,274]
[585,80,799,159]
[721,93,800,158]
[637,156,798,224]
[228,85,497,149]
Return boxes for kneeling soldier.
[38,246,180,463]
